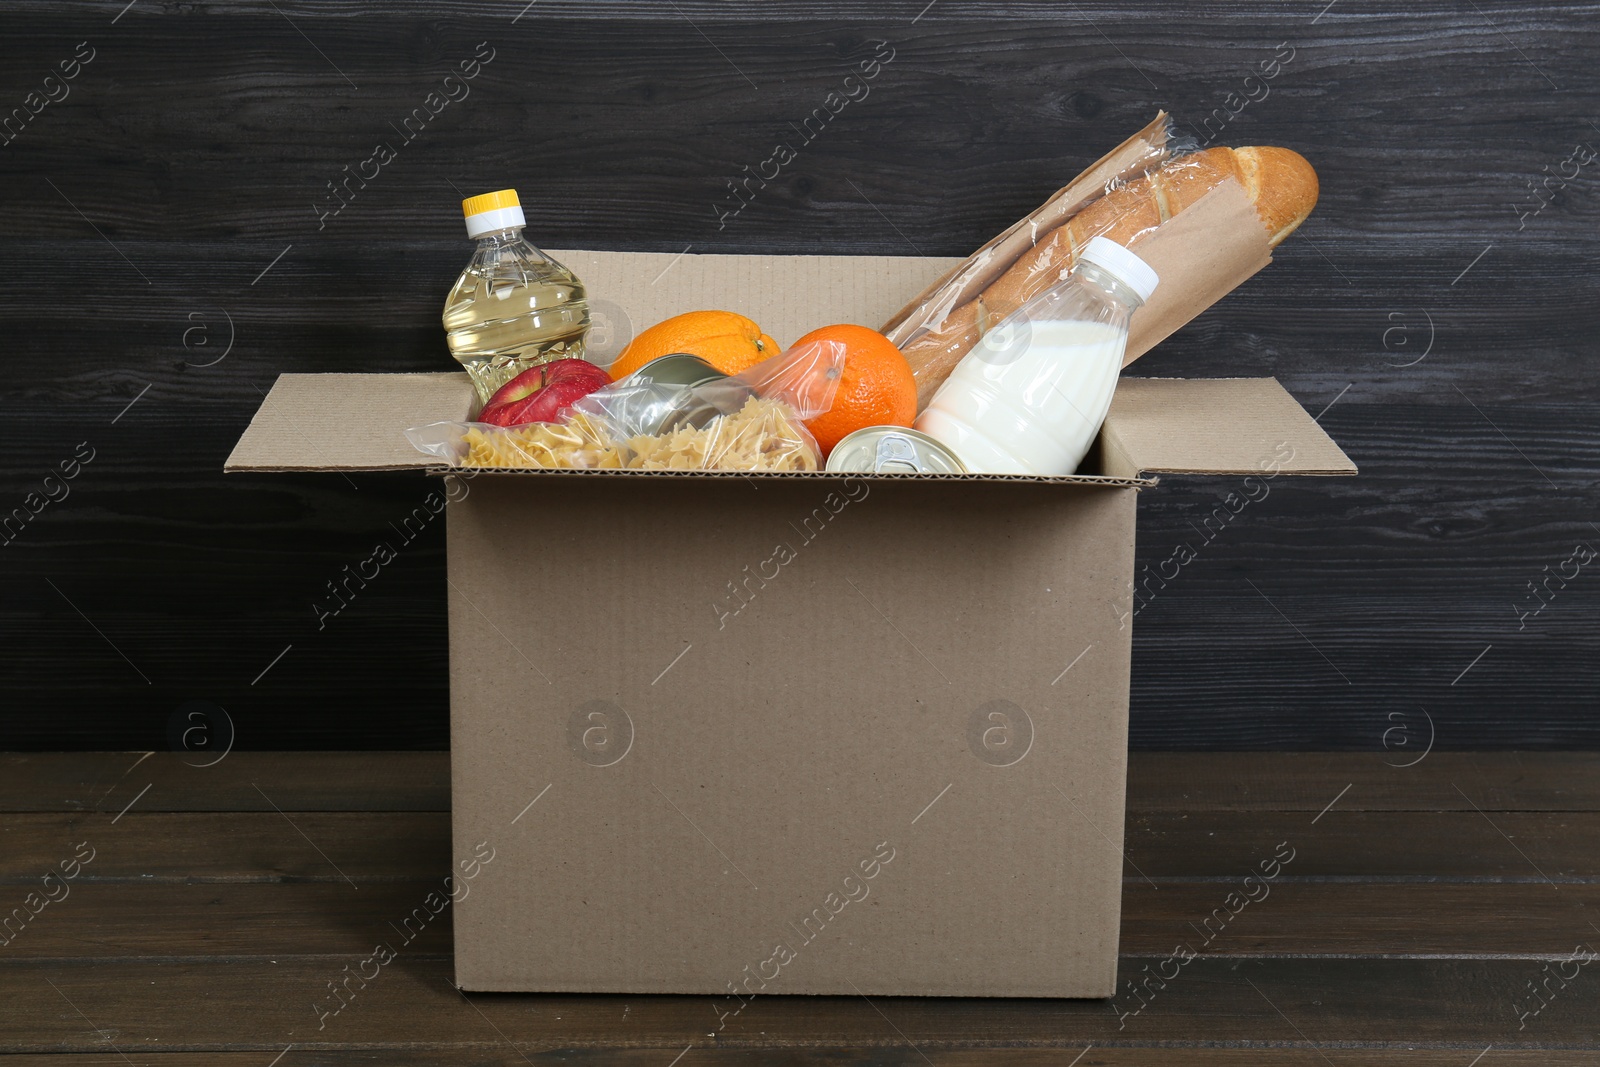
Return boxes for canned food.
[628,352,725,392]
[620,353,752,434]
[824,426,968,475]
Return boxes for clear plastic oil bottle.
[443,189,590,405]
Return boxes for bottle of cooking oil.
[443,189,590,405]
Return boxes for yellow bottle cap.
[461,189,520,218]
[461,189,526,238]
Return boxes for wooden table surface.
[3,750,1598,1064]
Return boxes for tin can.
[620,353,752,434]
[824,426,968,474]
[628,352,725,392]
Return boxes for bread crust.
[1233,145,1319,244]
[1067,184,1165,261]
[1153,147,1245,218]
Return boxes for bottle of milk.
[915,236,1159,476]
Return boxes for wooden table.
[3,751,1597,1064]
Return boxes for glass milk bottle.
[443,189,590,405]
[915,236,1159,476]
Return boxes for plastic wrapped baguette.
[881,112,1177,368]
[884,115,1321,409]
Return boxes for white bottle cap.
[1078,236,1160,303]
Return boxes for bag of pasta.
[405,338,847,472]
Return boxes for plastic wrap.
[406,340,847,472]
[882,112,1195,409]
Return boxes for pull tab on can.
[874,432,925,473]
[824,426,969,475]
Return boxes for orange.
[608,310,781,381]
[792,324,917,457]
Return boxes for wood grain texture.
[1,1057,1599,1067]
[4,956,1596,1049]
[1124,752,1600,811]
[1128,811,1600,880]
[0,4,1597,748]
[0,811,452,882]
[8,751,1596,813]
[0,752,450,811]
[9,808,1600,883]
[4,877,1598,961]
[0,881,456,959]
[0,752,1594,1058]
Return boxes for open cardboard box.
[228,248,1354,998]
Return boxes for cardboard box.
[226,248,1354,998]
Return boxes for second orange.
[609,310,781,380]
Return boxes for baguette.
[904,145,1319,409]
[881,111,1176,347]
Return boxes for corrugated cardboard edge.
[444,467,1156,488]
[1103,377,1357,478]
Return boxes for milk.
[915,319,1129,476]
[913,236,1158,477]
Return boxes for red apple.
[479,359,611,426]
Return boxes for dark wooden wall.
[2,1,1595,750]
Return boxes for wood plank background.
[0,1,1595,749]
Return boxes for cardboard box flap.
[549,250,958,366]
[224,372,474,472]
[1101,377,1357,478]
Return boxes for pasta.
[461,411,626,469]
[625,397,819,472]
[457,397,820,472]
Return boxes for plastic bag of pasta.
[405,338,846,472]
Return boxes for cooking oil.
[444,188,590,405]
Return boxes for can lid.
[627,353,726,390]
[462,188,526,238]
[872,432,929,473]
[1078,236,1160,303]
[825,426,968,475]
